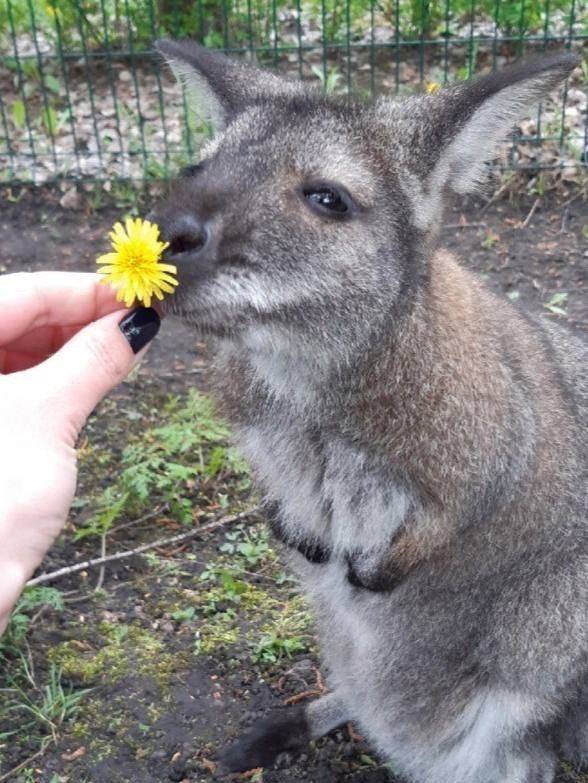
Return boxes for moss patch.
[49,622,179,687]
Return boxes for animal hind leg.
[555,678,588,765]
[502,737,557,783]
[219,691,350,773]
[420,690,557,783]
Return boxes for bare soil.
[0,183,586,783]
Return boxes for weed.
[481,228,500,249]
[529,173,548,197]
[0,586,64,660]
[310,64,344,94]
[251,595,313,665]
[544,291,568,316]
[251,630,306,664]
[171,607,197,622]
[6,661,89,744]
[75,389,251,540]
[220,525,271,567]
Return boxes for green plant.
[251,630,306,663]
[310,64,343,94]
[170,606,197,622]
[543,291,568,316]
[0,587,64,659]
[481,228,500,249]
[220,525,271,566]
[529,174,548,197]
[6,661,90,745]
[75,389,250,539]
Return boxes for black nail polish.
[119,307,160,354]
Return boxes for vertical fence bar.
[295,0,304,79]
[321,0,328,86]
[123,0,149,177]
[146,0,171,178]
[52,7,83,179]
[0,90,16,181]
[26,0,58,172]
[197,0,204,42]
[558,0,576,167]
[443,0,451,84]
[247,0,255,53]
[418,0,426,84]
[74,0,104,172]
[6,0,38,182]
[168,0,194,158]
[394,0,400,93]
[517,0,527,56]
[369,0,376,96]
[222,0,229,51]
[535,0,551,147]
[491,0,500,70]
[98,0,126,178]
[345,0,352,94]
[467,0,476,77]
[272,0,279,66]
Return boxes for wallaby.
[152,42,587,783]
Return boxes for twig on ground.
[94,533,107,591]
[28,606,48,634]
[284,688,323,705]
[241,768,263,780]
[26,507,261,587]
[560,189,585,209]
[0,745,48,782]
[283,667,327,705]
[480,177,513,212]
[520,197,540,229]
[442,221,486,229]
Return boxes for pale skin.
[0,271,153,636]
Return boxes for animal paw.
[219,706,310,773]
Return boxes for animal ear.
[426,53,580,194]
[156,40,301,133]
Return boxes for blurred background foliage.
[0,0,585,183]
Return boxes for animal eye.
[302,183,352,218]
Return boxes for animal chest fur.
[234,416,412,557]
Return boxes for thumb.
[33,306,160,434]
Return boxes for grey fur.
[153,43,586,782]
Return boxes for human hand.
[0,272,160,634]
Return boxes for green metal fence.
[0,0,586,184]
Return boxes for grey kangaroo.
[152,42,587,783]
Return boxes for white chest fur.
[236,420,412,555]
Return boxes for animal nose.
[161,214,209,258]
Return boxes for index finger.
[0,272,125,345]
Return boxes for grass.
[3,659,89,745]
[75,388,251,541]
[0,386,314,780]
[0,589,88,774]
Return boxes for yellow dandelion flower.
[426,81,441,94]
[96,217,178,308]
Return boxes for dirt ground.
[0,181,586,783]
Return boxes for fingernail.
[119,307,160,354]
